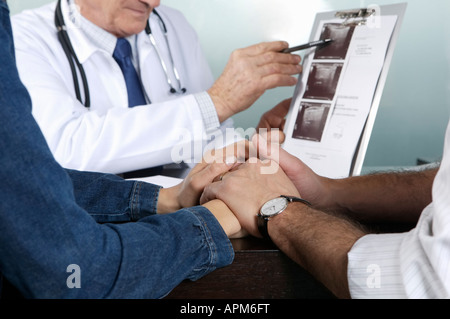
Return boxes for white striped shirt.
[348,123,450,298]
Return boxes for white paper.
[283,16,398,178]
[129,175,183,188]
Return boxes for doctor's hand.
[208,41,302,123]
[200,158,300,238]
[256,98,292,144]
[157,157,236,214]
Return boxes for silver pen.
[282,39,333,53]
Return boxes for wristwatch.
[257,195,311,241]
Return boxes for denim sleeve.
[66,169,161,223]
[0,2,233,299]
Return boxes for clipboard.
[283,3,407,178]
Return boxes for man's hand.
[209,41,302,122]
[201,158,300,238]
[252,134,329,208]
[253,133,438,223]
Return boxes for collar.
[69,0,116,54]
[64,0,137,63]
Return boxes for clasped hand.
[161,132,322,239]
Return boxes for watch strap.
[280,195,312,207]
[257,214,270,241]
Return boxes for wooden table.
[166,237,335,299]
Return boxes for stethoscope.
[55,0,186,108]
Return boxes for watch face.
[260,197,288,217]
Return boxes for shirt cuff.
[194,91,220,132]
[183,206,235,280]
[347,233,407,299]
[130,181,162,220]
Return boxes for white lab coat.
[12,1,235,174]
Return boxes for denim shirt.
[67,169,162,223]
[0,2,233,298]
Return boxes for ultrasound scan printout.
[283,14,399,178]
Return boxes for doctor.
[11,0,302,176]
